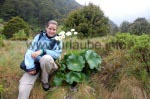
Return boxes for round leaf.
[66,54,85,71]
[85,50,102,69]
[53,72,65,86]
[65,71,86,84]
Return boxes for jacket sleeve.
[24,34,40,71]
[45,41,63,60]
[24,49,35,71]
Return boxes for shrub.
[2,16,30,39]
[129,18,150,35]
[10,29,28,40]
[64,3,109,38]
[130,34,150,73]
[106,33,137,50]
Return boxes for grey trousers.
[18,55,58,99]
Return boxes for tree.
[2,16,30,39]
[64,3,109,38]
[120,21,130,33]
[129,18,150,35]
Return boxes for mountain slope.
[0,0,81,26]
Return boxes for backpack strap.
[38,31,44,41]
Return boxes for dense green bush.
[106,33,137,49]
[120,18,150,35]
[130,34,150,73]
[2,16,30,39]
[129,18,150,35]
[10,29,28,40]
[64,3,109,38]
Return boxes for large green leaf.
[53,72,65,86]
[66,54,85,71]
[85,50,102,69]
[65,71,86,84]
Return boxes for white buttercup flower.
[58,36,62,41]
[74,32,78,35]
[60,34,65,39]
[71,29,75,32]
[59,31,65,36]
[55,36,62,41]
[66,31,72,36]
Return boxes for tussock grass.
[0,40,26,99]
[103,49,129,70]
[71,83,96,99]
[46,83,96,99]
[46,86,69,99]
[108,76,148,99]
[89,47,150,99]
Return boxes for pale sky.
[75,0,150,26]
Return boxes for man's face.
[46,24,57,37]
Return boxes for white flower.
[66,31,72,36]
[71,29,75,32]
[60,34,65,39]
[59,31,65,36]
[74,32,78,35]
[54,36,62,41]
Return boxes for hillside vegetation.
[0,0,81,26]
[0,33,150,99]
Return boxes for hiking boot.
[42,83,50,91]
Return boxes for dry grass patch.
[108,76,148,99]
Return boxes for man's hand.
[28,70,36,75]
[31,50,42,59]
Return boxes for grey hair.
[46,20,58,27]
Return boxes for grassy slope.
[0,38,150,99]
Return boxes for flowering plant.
[53,49,102,86]
[52,29,102,86]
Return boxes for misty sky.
[75,0,150,26]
